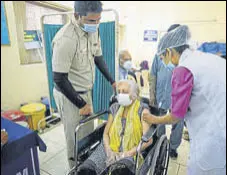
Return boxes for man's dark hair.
[74,1,103,16]
[221,55,226,59]
[174,44,190,55]
[167,24,181,32]
[162,44,189,56]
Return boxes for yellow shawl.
[109,99,142,153]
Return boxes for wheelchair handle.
[79,110,109,124]
[135,124,163,175]
[73,110,108,173]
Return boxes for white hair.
[118,79,139,100]
[119,50,131,60]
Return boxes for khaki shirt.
[52,16,102,91]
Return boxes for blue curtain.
[93,22,115,120]
[43,22,115,118]
[43,24,63,111]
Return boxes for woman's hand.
[115,151,131,161]
[106,147,114,158]
[105,147,117,166]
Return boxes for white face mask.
[123,60,133,71]
[82,23,99,33]
[117,93,132,106]
[78,16,99,33]
[162,60,176,71]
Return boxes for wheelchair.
[66,98,170,175]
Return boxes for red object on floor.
[1,110,27,122]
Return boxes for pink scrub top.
[170,66,194,119]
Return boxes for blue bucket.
[41,97,50,116]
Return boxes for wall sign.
[1,1,10,45]
[144,30,158,42]
[24,30,42,50]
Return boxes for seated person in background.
[118,50,148,101]
[119,50,137,83]
[1,129,8,150]
[139,60,150,89]
[77,80,153,175]
[139,60,149,71]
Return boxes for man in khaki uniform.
[52,1,116,169]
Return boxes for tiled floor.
[38,122,190,175]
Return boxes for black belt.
[54,85,88,94]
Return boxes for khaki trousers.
[53,88,94,169]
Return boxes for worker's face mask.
[117,93,132,106]
[167,62,176,70]
[78,16,99,33]
[82,23,99,33]
[162,60,176,71]
[123,60,133,71]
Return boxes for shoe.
[169,149,178,159]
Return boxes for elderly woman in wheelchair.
[77,80,153,175]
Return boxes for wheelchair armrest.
[141,125,157,143]
[79,110,108,124]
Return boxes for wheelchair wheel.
[147,135,169,175]
[106,158,135,175]
[66,166,76,175]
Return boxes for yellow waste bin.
[20,103,46,131]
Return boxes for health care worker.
[52,1,115,168]
[143,25,226,174]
